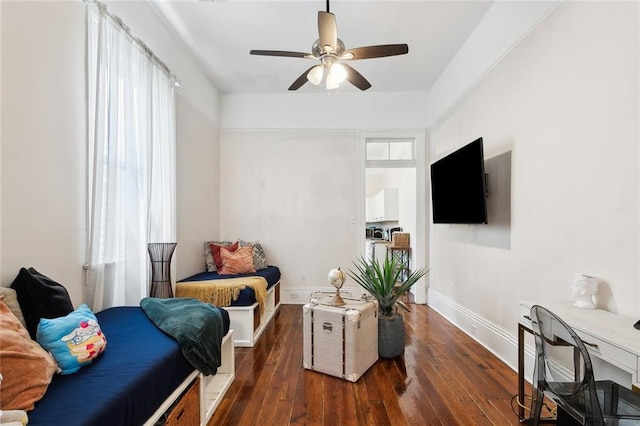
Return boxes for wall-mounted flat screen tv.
[430,137,488,224]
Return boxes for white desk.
[517,301,640,421]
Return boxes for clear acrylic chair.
[530,305,640,425]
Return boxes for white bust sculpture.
[570,273,600,309]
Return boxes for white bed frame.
[225,281,281,347]
[144,329,235,426]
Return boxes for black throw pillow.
[10,267,74,339]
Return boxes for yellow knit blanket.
[175,276,268,315]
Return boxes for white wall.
[427,1,561,126]
[0,1,220,303]
[175,94,220,278]
[222,91,429,130]
[220,130,360,302]
[428,1,639,374]
[220,91,429,302]
[1,1,86,304]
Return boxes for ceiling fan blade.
[288,66,316,91]
[342,64,371,91]
[344,44,409,60]
[318,11,337,52]
[250,50,310,58]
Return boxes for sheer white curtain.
[85,2,176,311]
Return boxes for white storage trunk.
[302,298,378,382]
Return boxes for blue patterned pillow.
[238,240,269,270]
[36,304,107,374]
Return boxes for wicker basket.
[392,232,410,247]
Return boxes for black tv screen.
[430,137,488,224]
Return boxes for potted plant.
[348,256,427,358]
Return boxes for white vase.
[571,273,599,309]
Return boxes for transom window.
[365,138,416,167]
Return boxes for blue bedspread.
[29,306,193,426]
[28,305,231,426]
[180,265,281,289]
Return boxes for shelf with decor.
[386,246,411,282]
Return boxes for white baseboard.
[427,288,536,385]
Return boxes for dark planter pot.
[378,314,405,358]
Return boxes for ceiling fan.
[250,0,409,91]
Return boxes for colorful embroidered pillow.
[204,240,233,272]
[0,300,58,410]
[238,240,269,270]
[36,304,107,375]
[218,246,256,275]
[210,241,239,271]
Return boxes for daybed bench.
[29,305,234,426]
[1,267,236,426]
[176,240,282,347]
[178,265,281,347]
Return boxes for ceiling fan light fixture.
[325,76,339,90]
[330,63,347,83]
[325,62,347,89]
[307,65,324,85]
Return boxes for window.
[365,138,416,167]
[85,1,176,311]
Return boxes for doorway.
[360,133,427,304]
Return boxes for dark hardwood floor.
[208,304,531,425]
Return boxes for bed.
[27,305,235,426]
[178,266,281,347]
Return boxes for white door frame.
[358,131,428,304]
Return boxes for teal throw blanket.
[140,297,223,375]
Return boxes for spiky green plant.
[348,256,427,317]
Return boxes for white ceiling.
[149,1,493,94]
